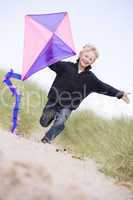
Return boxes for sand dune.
[0,130,132,200]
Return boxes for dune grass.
[56,110,133,183]
[0,70,133,183]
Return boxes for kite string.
[3,69,22,133]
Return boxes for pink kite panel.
[22,16,53,79]
[55,13,75,51]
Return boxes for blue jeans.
[40,100,72,143]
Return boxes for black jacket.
[48,61,124,110]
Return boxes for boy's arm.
[48,61,65,74]
[91,72,124,99]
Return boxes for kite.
[2,12,76,133]
[22,12,76,80]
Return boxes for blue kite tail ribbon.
[3,69,22,133]
[11,94,21,133]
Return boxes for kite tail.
[11,93,21,133]
[3,69,22,133]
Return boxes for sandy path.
[0,130,132,200]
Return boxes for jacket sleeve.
[91,72,124,99]
[48,61,65,74]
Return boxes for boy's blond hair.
[79,44,99,59]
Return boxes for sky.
[0,0,133,117]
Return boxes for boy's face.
[79,50,96,69]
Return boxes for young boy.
[40,44,130,144]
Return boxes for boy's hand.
[121,92,131,104]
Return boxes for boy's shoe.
[41,137,51,144]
